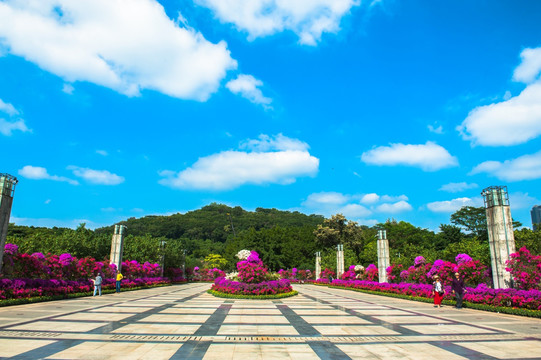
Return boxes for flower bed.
[209,249,297,299]
[0,277,171,305]
[321,279,541,313]
[211,277,293,296]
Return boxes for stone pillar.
[482,186,516,289]
[315,252,321,280]
[377,229,390,283]
[110,225,127,272]
[336,244,344,279]
[0,174,18,273]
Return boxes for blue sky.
[1,0,541,230]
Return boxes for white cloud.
[303,192,349,207]
[302,191,410,218]
[375,201,412,214]
[44,199,51,204]
[0,98,30,136]
[68,166,125,185]
[426,197,481,213]
[339,203,371,218]
[195,0,360,45]
[226,74,272,107]
[458,82,541,146]
[428,124,443,134]
[18,165,78,185]
[0,0,237,101]
[509,192,539,210]
[0,98,18,116]
[240,133,309,152]
[360,193,379,204]
[96,150,108,156]
[439,182,478,193]
[380,194,409,202]
[62,83,74,94]
[160,134,319,190]
[361,141,458,171]
[513,47,541,83]
[0,118,30,136]
[458,47,541,147]
[470,150,541,182]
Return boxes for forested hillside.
[6,204,541,272]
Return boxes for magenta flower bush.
[319,268,336,279]
[414,256,425,266]
[278,269,313,280]
[327,279,541,311]
[236,251,268,284]
[0,277,170,300]
[211,277,292,295]
[192,268,226,281]
[506,247,541,290]
[0,243,170,301]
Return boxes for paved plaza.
[0,283,540,359]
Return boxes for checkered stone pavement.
[1,283,540,359]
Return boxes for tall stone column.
[110,225,127,272]
[315,252,321,280]
[377,229,390,283]
[336,244,344,279]
[482,186,516,289]
[0,174,18,273]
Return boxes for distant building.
[532,205,541,231]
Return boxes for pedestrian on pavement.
[432,275,444,308]
[116,271,123,293]
[451,272,467,309]
[92,272,103,296]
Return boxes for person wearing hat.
[432,275,444,308]
[451,272,466,309]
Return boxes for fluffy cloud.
[458,47,541,146]
[18,165,78,185]
[68,166,125,185]
[303,192,349,207]
[160,134,319,190]
[302,191,411,218]
[195,0,360,45]
[360,193,380,204]
[375,201,412,214]
[513,47,541,83]
[470,150,541,182]
[0,98,30,136]
[0,0,237,101]
[226,74,272,107]
[509,192,539,210]
[240,133,309,152]
[439,182,478,193]
[427,197,482,213]
[0,98,18,116]
[361,141,458,171]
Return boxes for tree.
[203,254,227,269]
[450,206,488,240]
[314,214,369,263]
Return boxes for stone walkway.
[0,283,540,359]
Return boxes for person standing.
[93,272,103,297]
[451,272,466,309]
[116,271,123,293]
[432,275,444,308]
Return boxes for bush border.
[0,283,171,307]
[208,289,298,300]
[320,284,541,318]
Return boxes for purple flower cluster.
[414,256,425,266]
